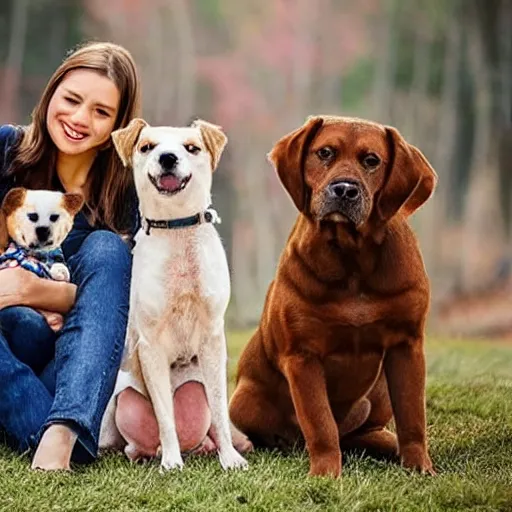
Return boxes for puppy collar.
[142,207,221,235]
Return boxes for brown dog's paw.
[308,452,341,478]
[400,444,436,475]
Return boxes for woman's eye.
[97,109,110,117]
[362,154,381,169]
[317,146,336,160]
[65,97,79,105]
[49,214,60,222]
[185,144,200,155]
[27,213,39,222]
[140,143,156,154]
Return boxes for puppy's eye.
[140,143,156,154]
[184,144,200,155]
[27,213,39,222]
[362,153,381,170]
[50,214,60,222]
[317,146,336,161]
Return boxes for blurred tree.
[0,0,83,124]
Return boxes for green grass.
[1,334,511,512]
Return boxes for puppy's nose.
[328,181,360,201]
[159,152,178,171]
[36,226,50,242]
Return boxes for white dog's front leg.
[201,330,248,470]
[138,339,183,471]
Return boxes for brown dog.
[229,115,437,478]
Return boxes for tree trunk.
[461,5,505,292]
[0,0,29,123]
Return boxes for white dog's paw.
[50,263,70,282]
[219,446,249,470]
[160,451,184,472]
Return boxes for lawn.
[0,333,511,512]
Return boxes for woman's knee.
[174,382,211,452]
[69,231,132,288]
[0,306,48,333]
[79,231,131,270]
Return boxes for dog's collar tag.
[143,207,221,235]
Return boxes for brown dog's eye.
[184,144,200,155]
[140,143,156,154]
[362,153,380,170]
[317,146,336,161]
[27,213,39,222]
[50,214,60,222]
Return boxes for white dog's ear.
[192,119,227,171]
[111,118,149,167]
[62,193,84,217]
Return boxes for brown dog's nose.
[328,181,360,201]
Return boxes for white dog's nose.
[159,152,178,171]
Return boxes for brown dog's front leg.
[282,355,341,477]
[384,340,435,475]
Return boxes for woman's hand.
[38,309,65,332]
[0,267,77,314]
[0,267,37,310]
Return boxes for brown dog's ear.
[376,127,437,221]
[192,119,227,171]
[111,118,149,167]
[1,187,26,216]
[62,193,84,216]
[268,116,324,212]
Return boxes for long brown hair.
[8,41,141,234]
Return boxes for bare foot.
[188,435,217,456]
[230,423,254,454]
[38,310,64,332]
[31,424,77,471]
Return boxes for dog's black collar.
[142,207,221,235]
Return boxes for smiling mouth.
[29,240,54,250]
[149,173,191,195]
[62,122,87,141]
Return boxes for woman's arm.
[0,267,76,314]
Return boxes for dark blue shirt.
[0,124,139,259]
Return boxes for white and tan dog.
[99,119,248,471]
[0,188,83,281]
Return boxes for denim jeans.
[0,230,131,462]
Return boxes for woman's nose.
[69,105,90,127]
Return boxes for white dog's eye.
[27,213,39,222]
[50,214,60,222]
[184,144,200,155]
[140,143,156,154]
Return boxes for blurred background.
[0,0,511,337]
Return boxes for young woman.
[0,41,140,470]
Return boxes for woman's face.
[46,69,120,157]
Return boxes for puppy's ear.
[1,187,26,216]
[192,119,227,171]
[111,118,149,167]
[268,116,324,212]
[62,193,84,217]
[0,212,8,250]
[376,127,437,222]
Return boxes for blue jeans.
[0,230,131,462]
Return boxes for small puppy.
[99,119,248,471]
[0,188,83,281]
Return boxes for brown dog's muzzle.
[317,179,370,226]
